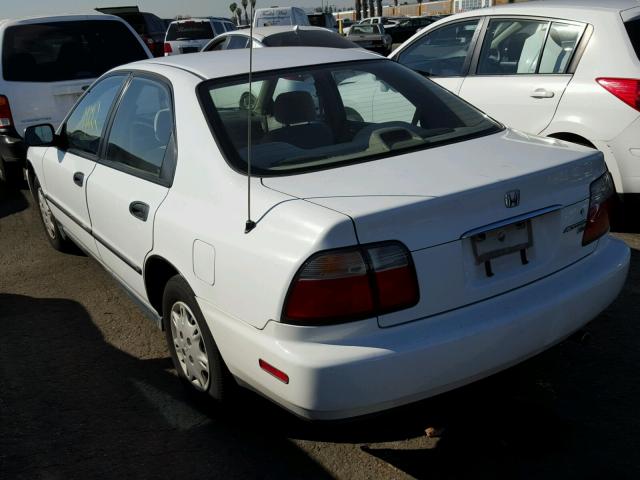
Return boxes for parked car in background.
[0,14,151,183]
[388,16,436,43]
[164,18,234,56]
[307,12,338,32]
[96,6,166,57]
[337,17,354,35]
[391,0,640,214]
[25,47,629,420]
[201,26,360,52]
[347,24,392,55]
[253,7,310,28]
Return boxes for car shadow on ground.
[2,246,638,479]
[0,181,29,219]
[0,294,332,479]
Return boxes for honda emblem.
[504,190,520,208]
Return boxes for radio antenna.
[245,0,257,234]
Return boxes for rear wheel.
[163,275,235,401]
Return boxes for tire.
[0,158,23,185]
[32,176,72,252]
[163,275,235,401]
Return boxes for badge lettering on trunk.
[504,190,520,208]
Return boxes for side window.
[105,77,175,178]
[477,18,550,75]
[64,75,126,156]
[226,36,249,49]
[208,38,229,51]
[538,22,584,74]
[397,20,479,77]
[212,21,225,35]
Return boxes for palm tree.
[362,0,368,18]
[355,0,362,21]
[368,0,375,18]
[241,0,248,25]
[229,2,238,24]
[375,0,382,17]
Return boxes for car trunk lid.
[262,130,606,327]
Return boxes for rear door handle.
[129,201,150,222]
[530,88,555,99]
[73,171,84,187]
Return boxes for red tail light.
[582,172,615,246]
[283,242,419,325]
[0,95,14,128]
[596,78,640,112]
[164,42,173,54]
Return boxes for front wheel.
[163,275,235,401]
[33,176,72,252]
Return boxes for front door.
[394,18,482,95]
[86,75,176,299]
[42,75,127,255]
[458,18,586,134]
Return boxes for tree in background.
[355,0,362,20]
[368,0,374,17]
[362,0,368,18]
[375,0,382,16]
[229,2,238,24]
[241,0,249,25]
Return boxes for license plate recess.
[471,220,532,264]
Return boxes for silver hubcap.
[170,301,210,391]
[38,188,56,240]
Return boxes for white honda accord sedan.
[25,47,630,420]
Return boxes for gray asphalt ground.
[1,181,639,479]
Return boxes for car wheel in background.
[163,275,235,402]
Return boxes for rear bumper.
[609,116,640,194]
[199,235,629,420]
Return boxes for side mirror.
[24,124,56,147]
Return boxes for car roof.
[453,0,640,21]
[125,47,380,80]
[170,18,213,24]
[219,25,336,41]
[0,14,127,28]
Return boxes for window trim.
[395,16,485,78]
[59,72,130,162]
[469,15,588,77]
[98,70,178,188]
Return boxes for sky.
[1,0,357,20]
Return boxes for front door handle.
[129,201,150,222]
[73,171,84,187]
[530,88,555,99]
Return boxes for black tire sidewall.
[162,275,233,401]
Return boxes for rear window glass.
[262,31,358,48]
[119,13,147,34]
[308,15,328,27]
[2,21,148,82]
[351,25,380,35]
[626,18,640,61]
[166,21,214,41]
[198,60,501,176]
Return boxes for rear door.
[458,17,586,134]
[1,19,149,135]
[86,74,176,298]
[41,74,127,256]
[394,18,483,94]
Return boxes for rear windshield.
[351,25,380,35]
[198,60,501,176]
[262,31,358,48]
[118,13,147,34]
[626,18,640,61]
[166,21,214,41]
[2,21,148,82]
[308,15,328,27]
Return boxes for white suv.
[0,15,151,183]
[391,0,640,213]
[164,18,235,56]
